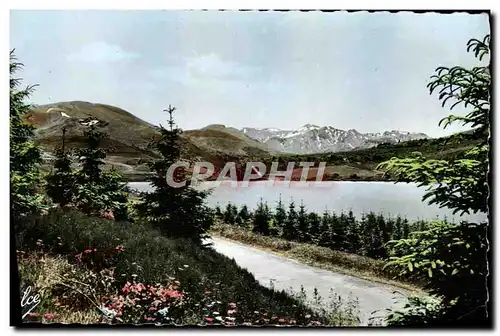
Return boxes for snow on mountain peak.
[240,125,429,154]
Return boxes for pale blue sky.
[10,10,490,137]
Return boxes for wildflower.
[83,249,92,254]
[157,307,169,316]
[27,313,40,317]
[278,318,286,323]
[43,313,56,320]
[215,316,223,322]
[213,311,220,315]
[149,307,158,311]
[227,309,237,315]
[183,264,189,268]
[205,317,214,323]
[75,253,83,263]
[144,317,155,321]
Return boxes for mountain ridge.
[241,125,429,154]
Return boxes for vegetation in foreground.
[377,35,490,326]
[11,52,359,326]
[16,210,359,326]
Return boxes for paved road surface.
[209,236,409,326]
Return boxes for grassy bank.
[211,223,425,294]
[15,210,360,326]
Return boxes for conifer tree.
[135,106,212,244]
[297,201,309,242]
[273,194,287,235]
[331,212,348,251]
[345,210,361,253]
[317,209,332,247]
[46,127,76,208]
[224,202,237,225]
[252,198,271,236]
[10,51,45,223]
[282,199,299,241]
[73,125,128,218]
[307,212,321,244]
[214,203,223,220]
[237,205,251,227]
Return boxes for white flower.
[99,306,117,319]
[183,264,189,268]
[157,307,170,316]
[215,316,223,321]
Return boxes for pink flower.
[205,317,214,323]
[43,313,56,320]
[83,249,92,254]
[149,307,158,311]
[278,318,286,323]
[27,313,40,317]
[122,282,132,294]
[144,317,155,321]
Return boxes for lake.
[127,181,487,222]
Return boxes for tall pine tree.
[273,194,287,236]
[46,127,76,208]
[252,198,271,236]
[297,201,309,242]
[135,106,212,244]
[10,51,45,224]
[282,199,298,241]
[73,125,128,218]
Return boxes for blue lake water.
[128,181,487,223]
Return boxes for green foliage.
[72,126,129,218]
[223,202,239,226]
[10,51,45,222]
[219,200,426,262]
[297,202,310,243]
[237,205,251,226]
[282,200,299,241]
[17,210,325,323]
[252,198,271,236]
[135,106,212,244]
[272,195,287,236]
[45,130,76,208]
[379,35,490,325]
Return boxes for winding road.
[209,236,409,326]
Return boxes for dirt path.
[209,236,409,326]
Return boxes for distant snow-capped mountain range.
[241,124,429,154]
